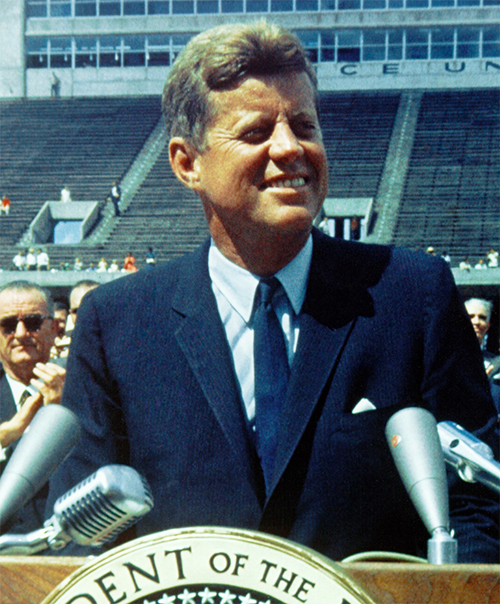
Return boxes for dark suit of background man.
[47,21,499,562]
[0,281,65,533]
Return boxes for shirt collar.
[208,235,312,323]
[5,374,37,407]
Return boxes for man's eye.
[241,127,270,142]
[294,121,317,136]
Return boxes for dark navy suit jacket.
[0,371,48,533]
[47,230,499,561]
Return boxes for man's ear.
[169,137,201,190]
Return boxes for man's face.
[465,300,490,345]
[0,289,56,380]
[188,72,328,248]
[69,285,97,325]
[54,309,68,338]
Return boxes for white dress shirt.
[208,236,312,423]
[0,376,37,460]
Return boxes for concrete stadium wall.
[0,0,25,97]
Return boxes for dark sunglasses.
[0,314,52,335]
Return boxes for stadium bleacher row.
[0,89,498,271]
[393,89,500,260]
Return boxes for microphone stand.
[427,527,457,565]
[0,527,53,556]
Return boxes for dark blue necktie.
[253,277,290,492]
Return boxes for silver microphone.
[0,405,82,529]
[385,407,457,564]
[437,421,500,494]
[0,465,154,555]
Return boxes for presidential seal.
[41,527,376,604]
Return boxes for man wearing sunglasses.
[0,281,66,533]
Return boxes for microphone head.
[385,407,450,536]
[0,405,82,529]
[52,465,154,546]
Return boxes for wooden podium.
[0,557,499,604]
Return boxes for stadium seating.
[0,90,498,271]
[393,89,500,261]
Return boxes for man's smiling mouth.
[260,176,307,190]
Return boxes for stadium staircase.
[367,91,423,244]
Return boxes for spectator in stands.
[465,298,500,412]
[350,217,360,241]
[318,213,333,236]
[474,258,487,270]
[53,301,68,340]
[60,186,72,203]
[51,72,61,98]
[109,182,121,217]
[145,246,157,267]
[68,280,99,334]
[50,301,70,361]
[12,251,26,272]
[108,259,120,273]
[487,249,498,269]
[459,256,472,271]
[36,248,50,271]
[97,257,108,272]
[1,195,11,216]
[441,250,451,264]
[469,300,490,347]
[26,248,37,271]
[48,21,498,564]
[73,257,83,271]
[123,251,137,272]
[425,246,436,255]
[0,281,65,534]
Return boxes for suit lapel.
[168,233,391,504]
[268,230,391,496]
[0,372,17,425]
[171,243,263,495]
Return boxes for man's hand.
[0,363,66,449]
[31,362,66,406]
[0,392,43,448]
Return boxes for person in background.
[486,249,498,269]
[51,72,61,98]
[26,249,37,271]
[110,181,121,217]
[97,257,108,272]
[108,259,120,273]
[67,280,99,333]
[464,298,500,383]
[0,281,65,533]
[60,186,72,203]
[145,246,157,267]
[1,195,11,216]
[464,298,500,414]
[47,21,498,563]
[36,248,50,271]
[50,301,70,361]
[12,251,26,271]
[459,257,472,271]
[123,251,137,272]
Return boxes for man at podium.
[47,22,499,563]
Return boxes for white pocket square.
[352,398,377,414]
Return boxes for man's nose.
[14,319,28,338]
[269,123,303,161]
